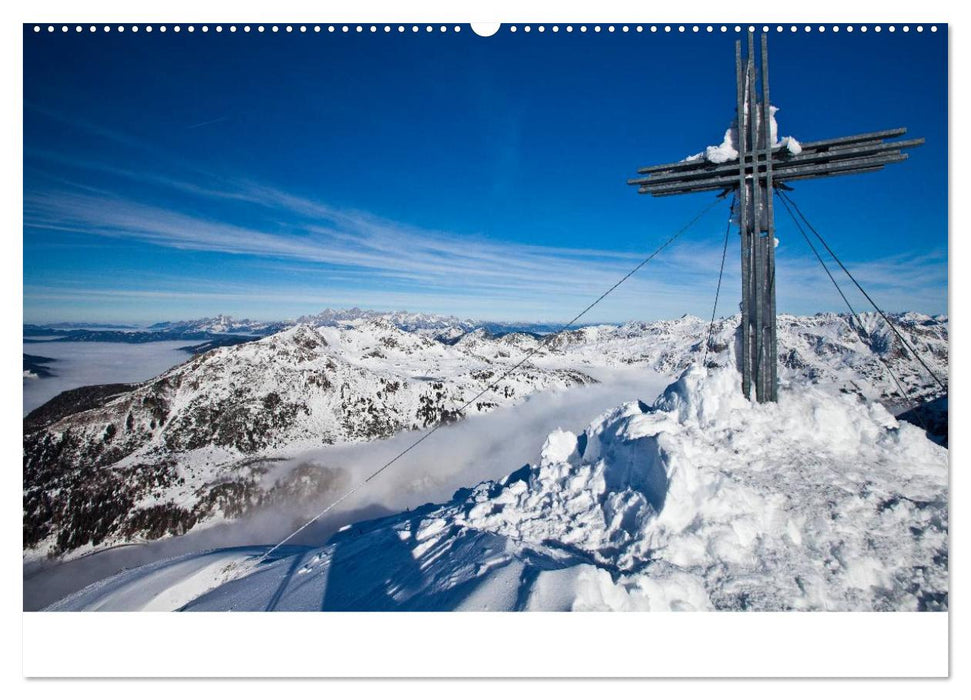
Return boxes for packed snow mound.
[683,106,801,164]
[51,368,947,612]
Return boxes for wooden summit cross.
[628,33,923,403]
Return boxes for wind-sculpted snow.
[24,311,946,560]
[49,368,947,612]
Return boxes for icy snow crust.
[51,368,947,612]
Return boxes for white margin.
[7,0,960,687]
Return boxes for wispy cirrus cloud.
[23,113,947,324]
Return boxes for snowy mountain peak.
[50,367,947,612]
[23,312,947,565]
[296,307,476,332]
[449,365,943,585]
[148,314,287,335]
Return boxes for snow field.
[50,367,947,612]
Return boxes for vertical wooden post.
[760,33,778,401]
[736,32,778,403]
[747,35,764,402]
[735,39,752,399]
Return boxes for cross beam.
[628,33,922,403]
[629,135,922,197]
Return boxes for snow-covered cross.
[628,33,923,403]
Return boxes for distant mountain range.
[24,308,579,346]
[147,314,290,336]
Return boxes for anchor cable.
[779,190,946,393]
[704,194,736,367]
[256,195,726,564]
[777,192,932,433]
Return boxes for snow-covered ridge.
[50,367,947,612]
[23,321,593,559]
[148,314,288,336]
[297,307,478,332]
[24,311,947,561]
[143,307,564,337]
[144,308,480,335]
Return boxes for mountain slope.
[24,312,947,560]
[534,312,947,407]
[49,367,948,612]
[23,321,591,558]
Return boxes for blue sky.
[23,25,947,324]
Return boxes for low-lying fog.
[22,340,192,415]
[23,366,672,610]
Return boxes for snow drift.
[50,367,948,612]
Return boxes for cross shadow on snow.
[186,396,673,612]
[224,481,599,611]
[178,493,574,611]
[319,506,493,611]
[263,550,306,612]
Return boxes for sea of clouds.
[24,365,672,609]
[22,340,192,415]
